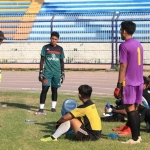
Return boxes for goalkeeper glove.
[114,82,122,99]
[38,70,46,82]
[60,72,65,84]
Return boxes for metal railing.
[0,12,150,67]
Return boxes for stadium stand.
[0,0,150,41]
[0,0,44,40]
[40,0,150,13]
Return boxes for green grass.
[0,92,150,150]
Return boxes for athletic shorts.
[122,84,143,105]
[75,124,101,141]
[42,72,61,88]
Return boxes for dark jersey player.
[36,31,65,114]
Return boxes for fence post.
[111,12,116,69]
[51,13,56,33]
[115,12,121,66]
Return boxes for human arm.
[54,113,73,129]
[118,63,127,84]
[60,59,64,73]
[114,63,127,99]
[39,56,45,72]
[112,108,127,115]
[114,43,127,99]
[60,58,65,83]
[57,113,73,123]
[38,56,45,81]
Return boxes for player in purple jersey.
[114,21,143,144]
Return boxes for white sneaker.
[121,139,140,144]
[138,136,142,142]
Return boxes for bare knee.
[124,104,138,112]
[70,118,82,134]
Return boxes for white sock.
[40,104,45,109]
[52,121,71,139]
[52,101,57,108]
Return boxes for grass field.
[0,91,150,150]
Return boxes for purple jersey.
[119,38,143,86]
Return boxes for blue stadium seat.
[0,1,30,13]
[40,0,150,13]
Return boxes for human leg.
[124,104,140,141]
[51,86,58,112]
[122,85,142,144]
[52,118,82,139]
[51,73,61,112]
[35,86,49,115]
[41,118,82,142]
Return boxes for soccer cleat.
[117,126,131,136]
[112,124,127,131]
[51,108,56,112]
[35,109,46,115]
[121,138,140,144]
[40,137,57,142]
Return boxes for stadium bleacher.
[0,0,44,40]
[0,1,31,13]
[28,0,150,42]
[40,0,150,13]
[0,0,150,41]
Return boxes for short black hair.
[121,21,136,35]
[78,84,92,99]
[143,76,149,86]
[51,31,59,38]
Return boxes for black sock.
[127,110,140,141]
[51,136,55,139]
[126,121,130,127]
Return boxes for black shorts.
[75,125,101,141]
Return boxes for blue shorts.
[42,72,61,88]
[122,84,143,105]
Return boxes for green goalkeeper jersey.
[41,44,65,73]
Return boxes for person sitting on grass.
[40,84,102,142]
[142,75,150,109]
[112,76,150,136]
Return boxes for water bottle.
[105,103,112,113]
[0,69,2,82]
[104,102,113,116]
[25,120,37,122]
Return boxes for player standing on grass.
[36,31,65,114]
[114,21,143,144]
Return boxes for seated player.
[112,76,150,136]
[148,75,150,88]
[143,77,150,109]
[102,99,127,122]
[40,84,102,142]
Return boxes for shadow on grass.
[36,121,76,140]
[0,101,39,112]
[36,121,56,133]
